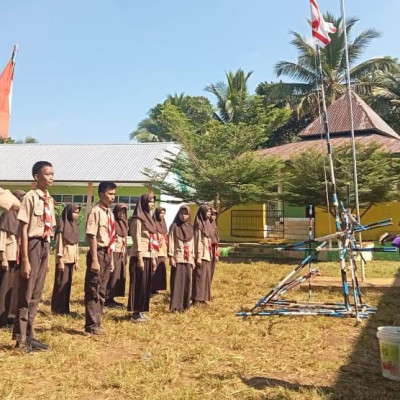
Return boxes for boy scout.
[13,161,55,353]
[84,181,116,335]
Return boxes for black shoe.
[104,299,124,309]
[83,327,107,336]
[29,338,50,351]
[15,341,34,354]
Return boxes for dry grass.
[0,257,400,399]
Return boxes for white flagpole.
[339,0,365,281]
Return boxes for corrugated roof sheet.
[260,134,400,161]
[0,143,180,182]
[299,91,400,140]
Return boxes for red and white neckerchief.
[99,204,116,253]
[42,194,53,241]
[149,233,160,252]
[159,233,168,248]
[183,241,189,261]
[213,243,220,258]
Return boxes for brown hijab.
[131,193,157,234]
[194,204,213,238]
[170,205,194,242]
[113,203,128,237]
[153,207,168,235]
[210,208,220,244]
[56,203,81,244]
[0,190,26,235]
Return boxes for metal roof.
[299,91,400,140]
[0,142,180,182]
[260,134,400,161]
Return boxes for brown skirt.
[151,256,167,292]
[106,252,126,300]
[51,262,75,314]
[170,263,192,311]
[192,260,211,302]
[0,261,19,325]
[127,257,152,312]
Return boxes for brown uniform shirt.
[194,229,211,262]
[115,234,126,253]
[0,188,18,212]
[130,218,156,259]
[56,233,79,264]
[0,230,18,261]
[17,189,56,238]
[86,204,114,248]
[168,231,195,266]
[157,232,168,258]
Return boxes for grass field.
[1,258,400,399]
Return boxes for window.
[63,195,73,203]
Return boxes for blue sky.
[2,0,399,144]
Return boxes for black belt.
[28,237,49,242]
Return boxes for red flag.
[310,0,337,47]
[0,47,17,139]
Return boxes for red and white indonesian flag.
[0,46,17,139]
[310,0,337,47]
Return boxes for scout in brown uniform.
[84,181,116,335]
[209,208,220,285]
[0,188,21,212]
[168,205,195,312]
[105,203,128,308]
[13,161,56,353]
[51,203,81,314]
[0,190,25,328]
[192,205,213,305]
[151,207,168,294]
[127,193,157,322]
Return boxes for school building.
[0,142,182,240]
[257,91,400,242]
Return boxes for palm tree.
[205,69,253,123]
[374,70,400,105]
[274,13,397,117]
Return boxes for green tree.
[0,136,39,144]
[274,14,397,118]
[284,143,399,216]
[256,81,312,146]
[130,94,214,142]
[205,69,253,123]
[143,103,286,213]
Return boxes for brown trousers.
[84,249,111,332]
[151,256,167,292]
[170,263,192,311]
[13,238,50,343]
[192,260,211,302]
[106,252,126,300]
[51,262,75,314]
[0,261,19,325]
[127,257,152,313]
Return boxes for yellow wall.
[190,203,266,242]
[315,202,399,240]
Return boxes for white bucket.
[377,326,400,381]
